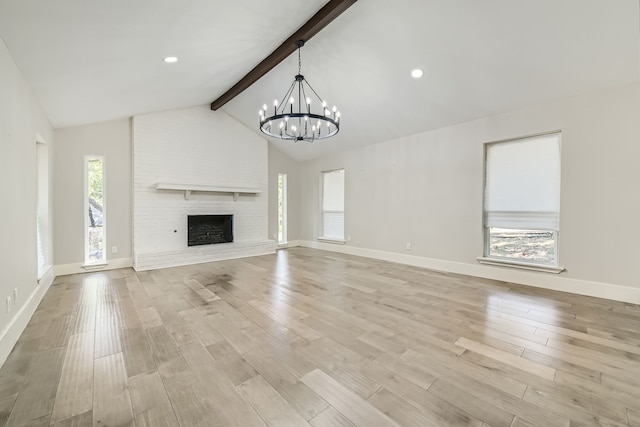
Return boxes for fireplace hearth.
[188,215,233,246]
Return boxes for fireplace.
[188,215,233,246]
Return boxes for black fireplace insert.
[187,215,233,246]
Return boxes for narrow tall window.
[36,140,50,278]
[85,156,106,264]
[277,173,288,244]
[321,169,345,241]
[483,132,561,266]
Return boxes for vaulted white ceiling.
[1,0,639,161]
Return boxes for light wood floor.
[2,248,640,426]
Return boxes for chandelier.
[259,40,340,142]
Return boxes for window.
[277,173,288,244]
[85,156,106,264]
[483,132,561,267]
[321,169,345,241]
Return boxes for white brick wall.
[132,105,274,270]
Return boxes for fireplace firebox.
[187,215,233,246]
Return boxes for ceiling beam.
[210,0,357,111]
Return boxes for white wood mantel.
[155,183,261,200]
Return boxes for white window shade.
[322,169,345,239]
[322,170,344,211]
[485,133,560,230]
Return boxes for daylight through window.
[85,156,105,263]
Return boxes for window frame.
[319,168,345,243]
[277,173,288,245]
[479,131,564,273]
[84,155,107,265]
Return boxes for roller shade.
[484,133,560,230]
[322,169,344,239]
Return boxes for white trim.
[476,257,565,274]
[85,155,107,264]
[55,257,133,276]
[37,265,54,283]
[277,173,288,244]
[297,240,640,305]
[277,240,301,249]
[156,183,261,200]
[0,271,55,367]
[317,237,346,244]
[81,262,109,270]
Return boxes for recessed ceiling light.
[163,56,178,63]
[411,68,424,79]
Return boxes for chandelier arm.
[277,80,297,113]
[302,80,326,107]
[300,82,310,114]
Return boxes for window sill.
[318,237,346,245]
[81,262,108,270]
[477,257,565,274]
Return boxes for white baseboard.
[297,240,640,305]
[277,240,302,249]
[54,257,133,276]
[0,267,55,367]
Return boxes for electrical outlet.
[6,296,12,313]
[12,288,17,305]
[111,246,118,254]
[347,235,351,242]
[406,242,411,250]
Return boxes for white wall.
[299,81,640,301]
[267,142,301,242]
[0,39,55,365]
[54,118,132,270]
[132,105,273,270]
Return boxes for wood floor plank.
[179,308,225,346]
[205,341,258,385]
[163,381,222,427]
[309,407,355,427]
[94,315,121,358]
[50,410,92,427]
[120,327,156,377]
[301,368,400,427]
[179,342,267,427]
[368,386,482,427]
[50,331,95,423]
[139,306,163,329]
[0,396,16,426]
[92,353,134,427]
[38,316,72,350]
[134,403,179,427]
[455,337,556,381]
[427,379,514,427]
[236,375,311,427]
[0,338,41,400]
[5,347,65,426]
[242,347,328,421]
[128,370,172,416]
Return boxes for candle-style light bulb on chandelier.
[259,40,340,142]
